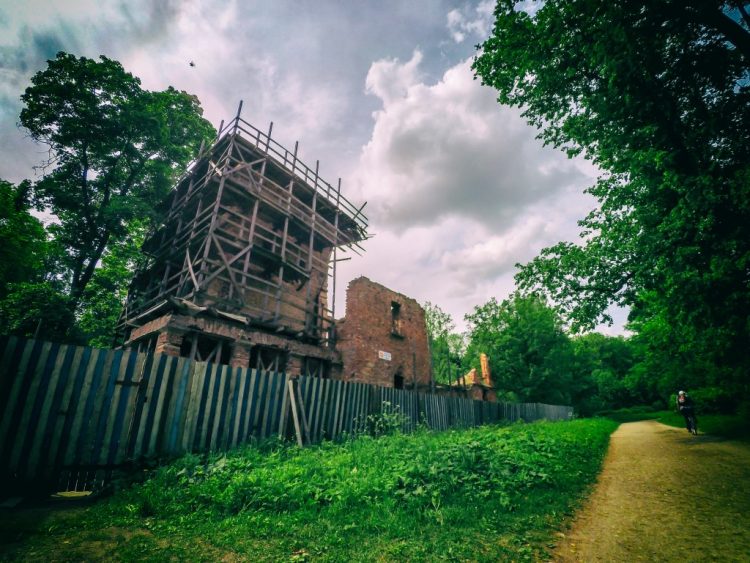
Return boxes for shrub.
[112,419,617,523]
[737,401,750,421]
[596,406,662,423]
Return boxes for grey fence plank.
[3,340,49,470]
[44,345,85,482]
[132,353,160,458]
[185,362,208,451]
[241,368,260,441]
[21,342,66,478]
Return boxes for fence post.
[287,377,310,447]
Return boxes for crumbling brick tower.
[119,104,368,376]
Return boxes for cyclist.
[676,390,697,434]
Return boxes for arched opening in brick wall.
[394,372,404,389]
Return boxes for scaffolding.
[120,103,368,353]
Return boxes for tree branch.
[96,135,132,198]
[73,151,154,309]
[737,3,750,29]
[80,143,95,236]
[686,2,750,62]
[69,230,111,309]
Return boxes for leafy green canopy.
[0,282,74,341]
[464,294,575,404]
[461,293,654,413]
[423,301,466,384]
[20,52,215,309]
[474,1,750,388]
[0,179,47,296]
[76,222,149,347]
[570,332,640,415]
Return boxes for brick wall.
[336,277,432,389]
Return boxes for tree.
[0,282,76,341]
[0,179,74,340]
[473,1,750,390]
[570,333,641,415]
[20,52,215,310]
[423,301,465,384]
[76,221,149,347]
[463,294,575,403]
[0,179,48,297]
[625,291,732,399]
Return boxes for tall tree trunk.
[68,231,111,310]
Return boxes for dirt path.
[552,420,750,562]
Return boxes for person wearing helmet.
[676,390,697,434]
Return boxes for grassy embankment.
[602,407,750,441]
[1,418,616,562]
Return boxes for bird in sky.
[189,61,195,67]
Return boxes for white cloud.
[0,0,349,183]
[446,1,494,44]
[515,1,543,18]
[122,12,347,144]
[365,50,424,107]
[332,51,602,332]
[354,54,588,232]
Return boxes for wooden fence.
[0,336,572,493]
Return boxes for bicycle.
[683,411,698,435]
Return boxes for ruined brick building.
[119,106,433,389]
[451,353,497,402]
[337,277,431,390]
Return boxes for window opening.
[179,333,231,365]
[135,335,157,354]
[390,301,402,337]
[250,346,287,373]
[303,357,329,378]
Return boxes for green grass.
[601,408,750,441]
[1,419,617,562]
[656,411,750,441]
[597,406,665,424]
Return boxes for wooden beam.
[304,161,320,333]
[185,248,200,291]
[287,378,306,447]
[331,178,342,325]
[211,234,247,301]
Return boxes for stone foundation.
[126,312,340,376]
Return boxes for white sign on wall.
[378,350,392,361]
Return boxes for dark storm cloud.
[114,0,183,43]
[0,24,80,77]
[0,23,85,180]
[0,0,186,182]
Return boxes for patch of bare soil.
[552,420,750,562]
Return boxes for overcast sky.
[0,0,626,334]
